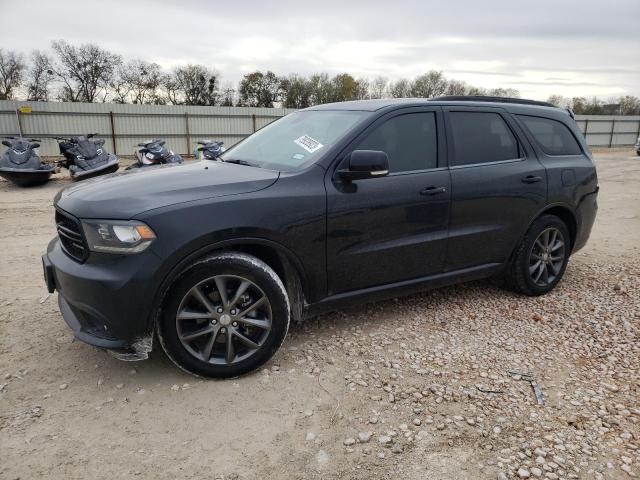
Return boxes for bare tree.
[547,95,570,108]
[410,71,448,98]
[369,76,388,99]
[50,40,121,102]
[165,64,219,105]
[25,50,54,101]
[161,73,182,105]
[618,95,640,115]
[219,82,236,106]
[355,78,370,100]
[109,67,132,103]
[445,79,468,96]
[466,86,488,96]
[0,49,26,100]
[488,88,520,98]
[388,78,411,98]
[117,60,163,104]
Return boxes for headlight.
[82,220,156,254]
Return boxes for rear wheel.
[158,252,290,378]
[504,215,570,296]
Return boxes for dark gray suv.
[43,96,599,378]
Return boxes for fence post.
[609,118,615,148]
[109,111,117,155]
[184,112,191,155]
[15,109,23,136]
[252,113,257,133]
[583,118,589,139]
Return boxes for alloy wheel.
[175,275,272,365]
[528,227,566,287]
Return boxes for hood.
[55,160,279,219]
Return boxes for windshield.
[219,110,367,171]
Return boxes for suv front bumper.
[43,237,163,358]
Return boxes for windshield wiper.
[221,158,259,167]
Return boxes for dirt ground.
[1,150,638,480]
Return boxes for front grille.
[56,209,87,262]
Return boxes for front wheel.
[504,215,570,296]
[158,252,290,378]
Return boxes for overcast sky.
[2,0,639,100]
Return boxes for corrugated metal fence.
[0,101,295,156]
[574,115,640,148]
[0,101,638,156]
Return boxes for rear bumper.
[43,236,163,356]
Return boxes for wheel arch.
[150,238,309,335]
[509,203,578,262]
[541,205,577,251]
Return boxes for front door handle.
[522,175,542,184]
[420,186,447,196]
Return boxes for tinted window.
[355,112,438,172]
[517,115,582,156]
[449,112,520,166]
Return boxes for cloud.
[1,0,638,99]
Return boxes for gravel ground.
[0,150,638,479]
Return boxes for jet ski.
[129,139,183,169]
[55,133,120,181]
[194,140,225,160]
[0,137,56,187]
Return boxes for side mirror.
[338,150,389,181]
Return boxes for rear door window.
[517,115,582,156]
[449,112,520,166]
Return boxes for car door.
[325,107,451,295]
[443,107,547,271]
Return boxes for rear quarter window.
[517,115,582,156]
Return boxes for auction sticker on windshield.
[294,135,324,153]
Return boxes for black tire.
[158,252,290,378]
[504,215,570,296]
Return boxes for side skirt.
[305,262,503,318]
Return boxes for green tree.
[308,73,335,105]
[280,75,312,108]
[331,73,360,102]
[238,71,281,107]
[570,97,587,114]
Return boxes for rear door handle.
[420,186,447,196]
[522,175,542,184]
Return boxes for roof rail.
[431,95,556,108]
